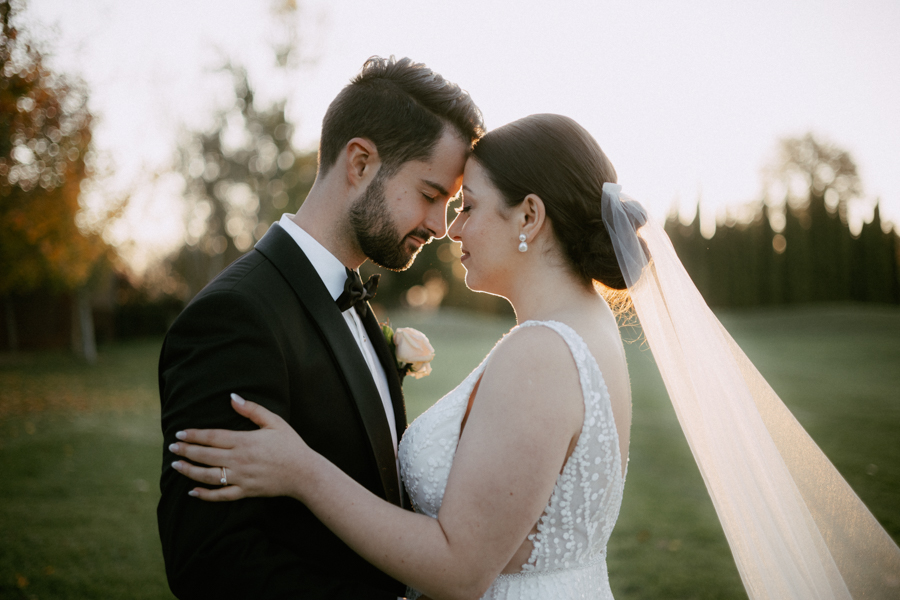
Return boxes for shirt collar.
[278,213,348,301]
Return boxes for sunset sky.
[22,0,900,271]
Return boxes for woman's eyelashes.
[454,202,472,214]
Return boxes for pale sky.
[22,0,900,272]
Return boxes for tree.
[160,0,327,300]
[0,0,110,359]
[166,65,317,298]
[663,133,898,309]
[766,133,862,303]
[853,203,900,304]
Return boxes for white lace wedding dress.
[398,320,627,600]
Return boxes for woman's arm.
[172,326,584,600]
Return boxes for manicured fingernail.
[230,393,245,406]
[171,461,182,470]
[188,490,198,497]
[175,431,186,440]
[169,443,178,452]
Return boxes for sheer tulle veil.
[601,183,900,599]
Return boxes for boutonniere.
[381,323,435,379]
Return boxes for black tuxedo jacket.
[158,224,407,599]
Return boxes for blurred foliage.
[667,134,900,307]
[164,64,317,299]
[0,0,125,359]
[0,0,112,296]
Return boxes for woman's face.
[447,158,519,295]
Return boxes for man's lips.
[406,232,433,250]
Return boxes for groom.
[158,56,483,599]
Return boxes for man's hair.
[318,56,484,176]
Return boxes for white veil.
[601,183,900,599]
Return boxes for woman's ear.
[519,193,547,243]
[344,137,380,188]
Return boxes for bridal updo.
[471,114,642,290]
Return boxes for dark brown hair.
[318,56,484,176]
[471,113,637,290]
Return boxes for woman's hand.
[169,393,310,501]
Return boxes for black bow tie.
[336,268,380,318]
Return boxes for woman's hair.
[471,113,642,291]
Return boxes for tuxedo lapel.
[254,224,402,506]
[360,309,407,437]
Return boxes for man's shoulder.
[198,249,272,297]
[182,246,323,316]
[195,225,318,300]
[172,251,286,324]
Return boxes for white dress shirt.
[277,214,400,465]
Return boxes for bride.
[170,114,900,599]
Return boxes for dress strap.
[516,319,624,476]
[515,320,605,416]
[517,320,593,380]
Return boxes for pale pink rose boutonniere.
[381,324,435,380]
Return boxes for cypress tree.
[662,134,896,309]
[856,203,896,303]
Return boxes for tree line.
[1,0,898,356]
[665,135,899,308]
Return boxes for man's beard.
[348,173,431,271]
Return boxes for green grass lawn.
[0,341,169,599]
[1,305,898,599]
[607,305,900,598]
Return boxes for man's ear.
[344,137,380,187]
[518,193,548,243]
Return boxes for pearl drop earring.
[518,234,528,253]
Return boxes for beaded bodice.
[398,320,627,595]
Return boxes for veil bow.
[601,182,900,599]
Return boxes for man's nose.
[426,202,449,239]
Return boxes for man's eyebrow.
[423,179,449,197]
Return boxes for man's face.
[349,129,468,271]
